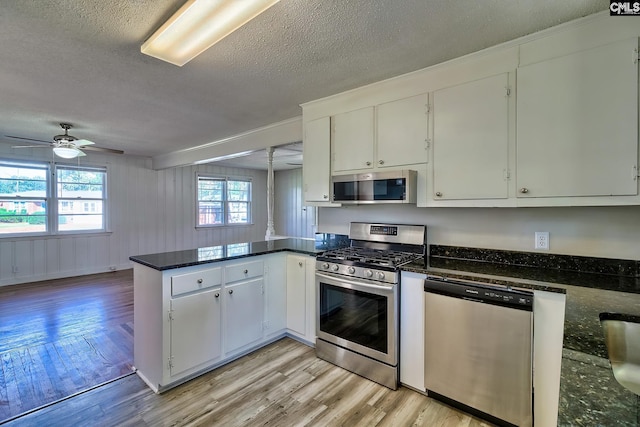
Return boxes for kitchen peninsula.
[129,235,348,393]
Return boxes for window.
[56,166,106,232]
[0,162,48,234]
[0,160,107,236]
[197,174,251,227]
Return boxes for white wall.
[274,168,316,238]
[0,143,267,286]
[318,204,640,260]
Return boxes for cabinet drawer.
[225,260,264,283]
[171,267,222,297]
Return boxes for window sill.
[0,231,113,240]
[196,223,254,230]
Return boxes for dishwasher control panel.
[423,277,533,311]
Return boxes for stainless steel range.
[315,222,426,390]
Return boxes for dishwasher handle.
[424,278,533,312]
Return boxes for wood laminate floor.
[3,337,492,427]
[0,270,134,422]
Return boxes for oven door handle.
[315,272,395,291]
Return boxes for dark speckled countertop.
[129,234,350,271]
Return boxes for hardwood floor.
[3,337,492,427]
[0,270,134,422]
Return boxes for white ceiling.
[0,0,607,169]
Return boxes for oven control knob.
[376,271,385,280]
[322,263,330,270]
[347,267,356,274]
[365,269,373,278]
[331,264,339,271]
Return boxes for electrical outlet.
[535,232,549,250]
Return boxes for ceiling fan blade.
[81,146,124,155]
[5,135,52,145]
[11,145,50,149]
[73,139,95,147]
[77,150,87,157]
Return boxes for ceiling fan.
[7,123,124,159]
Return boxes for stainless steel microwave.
[332,170,417,204]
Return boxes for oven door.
[316,271,398,366]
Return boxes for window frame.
[0,159,109,238]
[196,173,252,228]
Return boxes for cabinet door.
[332,107,375,172]
[170,287,222,377]
[303,117,332,203]
[304,257,317,341]
[377,94,428,168]
[433,73,510,200]
[516,38,638,198]
[286,255,307,336]
[265,254,286,335]
[224,278,264,354]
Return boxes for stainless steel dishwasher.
[423,277,534,427]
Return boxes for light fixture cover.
[141,0,280,66]
[53,146,81,159]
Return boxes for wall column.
[265,146,276,240]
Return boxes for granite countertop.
[402,259,568,294]
[129,234,350,271]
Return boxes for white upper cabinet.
[303,116,333,203]
[432,73,510,200]
[332,107,375,172]
[516,38,638,199]
[331,97,428,174]
[376,94,428,168]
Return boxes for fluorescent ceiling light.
[141,0,280,66]
[53,147,82,159]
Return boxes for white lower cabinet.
[224,277,264,355]
[399,271,426,392]
[286,254,316,344]
[134,254,290,393]
[170,287,222,377]
[286,255,307,336]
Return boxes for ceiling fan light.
[141,0,280,66]
[53,146,82,159]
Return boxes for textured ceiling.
[0,0,607,162]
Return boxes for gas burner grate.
[321,247,422,268]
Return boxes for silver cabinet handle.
[243,269,248,274]
[520,188,529,194]
[228,289,233,294]
[298,261,303,267]
[366,161,372,166]
[435,192,442,197]
[197,279,203,284]
[215,293,220,298]
[378,160,384,165]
